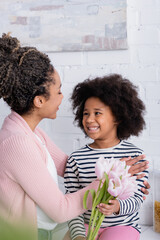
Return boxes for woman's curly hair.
[0,33,54,114]
[71,74,146,140]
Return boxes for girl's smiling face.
[82,97,119,148]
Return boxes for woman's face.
[40,70,63,119]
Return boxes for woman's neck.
[20,112,42,131]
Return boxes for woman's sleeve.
[4,135,98,223]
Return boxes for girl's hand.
[120,154,149,177]
[97,199,120,216]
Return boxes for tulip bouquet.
[83,156,137,240]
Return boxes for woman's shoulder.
[0,127,27,145]
[1,132,34,153]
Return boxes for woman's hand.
[97,199,120,216]
[142,180,151,200]
[120,154,149,178]
[121,154,150,199]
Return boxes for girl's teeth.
[88,127,98,130]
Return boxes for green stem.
[87,179,102,238]
[87,209,99,240]
[91,209,99,230]
[87,207,96,238]
[96,210,103,225]
[90,195,117,239]
[91,214,105,240]
[93,179,102,206]
[87,181,106,240]
[94,181,106,207]
[87,179,116,240]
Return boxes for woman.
[0,33,150,240]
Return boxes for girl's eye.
[95,112,101,115]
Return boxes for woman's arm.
[4,135,99,223]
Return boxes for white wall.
[0,0,160,225]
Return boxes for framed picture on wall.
[0,0,127,52]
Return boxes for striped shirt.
[64,140,149,239]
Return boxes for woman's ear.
[33,96,45,108]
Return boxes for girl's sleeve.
[64,157,86,239]
[4,135,98,223]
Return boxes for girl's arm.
[64,157,86,240]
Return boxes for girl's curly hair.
[71,74,146,140]
[0,33,54,114]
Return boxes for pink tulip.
[108,174,123,197]
[118,176,137,200]
[111,159,131,178]
[95,156,114,179]
[95,156,138,200]
[95,156,106,179]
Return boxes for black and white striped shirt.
[64,140,149,239]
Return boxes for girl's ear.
[33,96,45,108]
[114,119,120,125]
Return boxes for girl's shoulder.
[119,140,144,154]
[68,145,90,159]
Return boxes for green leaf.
[83,189,96,209]
[104,172,109,189]
[83,190,90,209]
[94,181,106,206]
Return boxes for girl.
[64,75,149,240]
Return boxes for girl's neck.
[89,138,120,149]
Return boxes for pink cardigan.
[0,111,98,228]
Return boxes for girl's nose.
[86,114,94,123]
